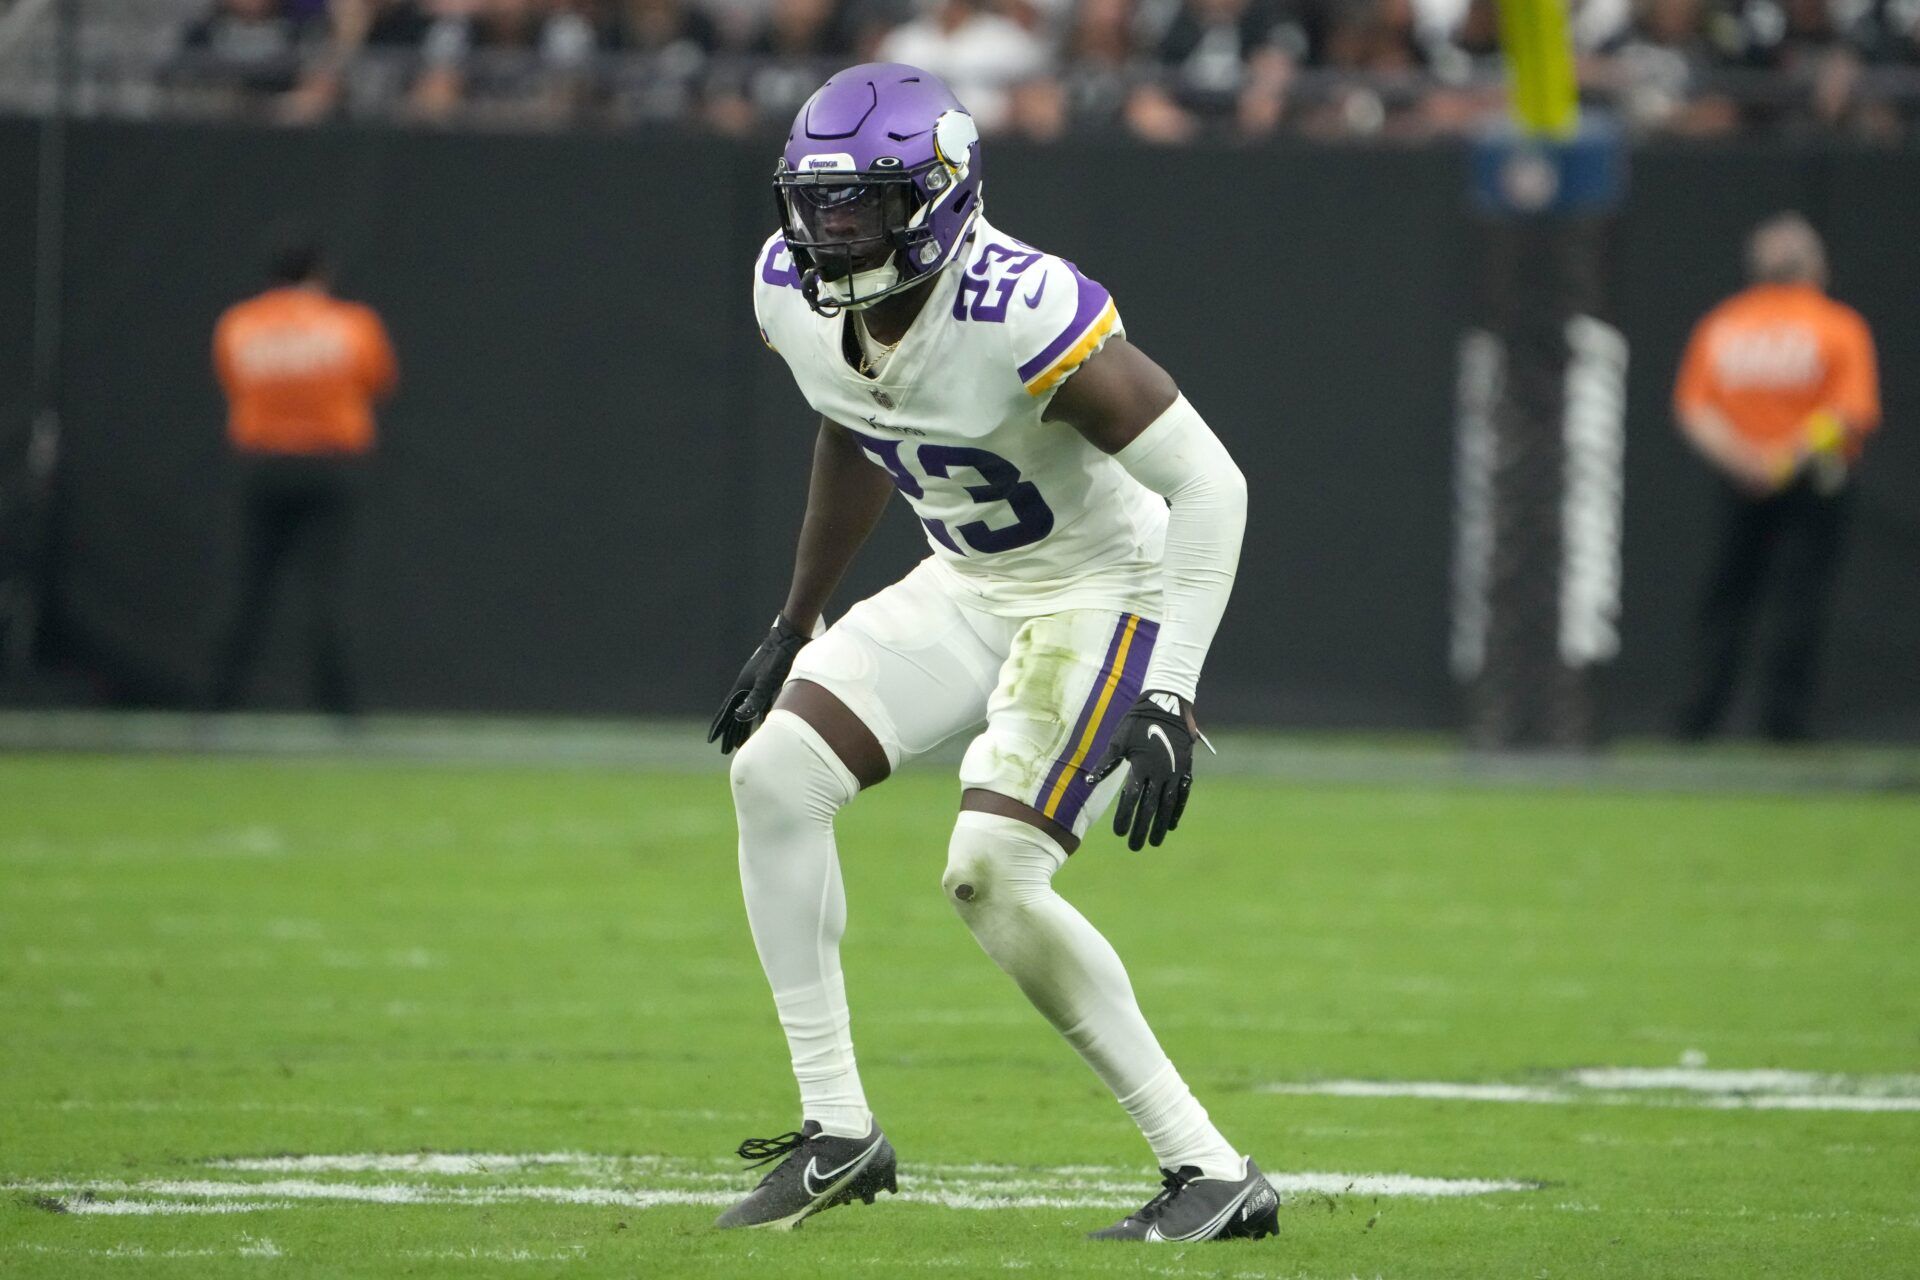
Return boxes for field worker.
[210,231,397,715]
[1672,212,1880,742]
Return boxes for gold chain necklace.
[853,313,900,376]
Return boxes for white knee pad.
[730,710,860,833]
[942,811,1067,913]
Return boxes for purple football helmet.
[775,63,984,316]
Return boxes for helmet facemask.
[775,164,940,315]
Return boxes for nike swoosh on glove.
[1086,691,1196,850]
[708,615,810,754]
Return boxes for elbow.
[1221,457,1249,526]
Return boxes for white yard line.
[6,1237,282,1258]
[400,1246,587,1262]
[1263,1066,1920,1113]
[42,1099,377,1116]
[210,1152,601,1174]
[1698,1094,1920,1113]
[48,1198,298,1216]
[1569,1066,1920,1095]
[1265,1080,1920,1112]
[1265,1081,1569,1103]
[6,1157,1533,1219]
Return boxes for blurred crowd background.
[4,0,1920,140]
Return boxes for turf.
[2,751,1917,1278]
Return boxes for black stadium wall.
[1,118,1916,737]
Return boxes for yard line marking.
[1265,1081,1568,1103]
[3,1158,1535,1219]
[1262,1066,1920,1113]
[401,1246,586,1262]
[7,1238,283,1258]
[43,1198,298,1216]
[210,1152,597,1174]
[199,1153,1535,1196]
[1263,1082,1920,1112]
[1698,1094,1920,1113]
[1269,1172,1532,1196]
[43,1099,377,1115]
[1568,1067,1920,1095]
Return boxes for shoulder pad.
[756,231,801,293]
[948,241,1119,397]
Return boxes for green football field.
[3,740,1918,1278]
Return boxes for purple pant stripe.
[1032,615,1132,813]
[1050,618,1157,828]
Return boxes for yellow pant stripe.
[1040,614,1140,819]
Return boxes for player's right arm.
[778,417,896,634]
[708,416,895,753]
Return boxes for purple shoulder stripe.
[1017,264,1111,385]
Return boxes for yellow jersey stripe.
[1024,300,1119,397]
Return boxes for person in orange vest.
[210,233,397,714]
[1672,212,1880,742]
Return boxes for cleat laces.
[1133,1166,1198,1224]
[735,1130,808,1170]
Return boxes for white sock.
[1118,1063,1247,1181]
[943,811,1243,1180]
[730,710,872,1139]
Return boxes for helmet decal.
[932,111,978,179]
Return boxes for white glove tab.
[1110,395,1248,703]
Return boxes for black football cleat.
[713,1120,898,1230]
[1088,1158,1280,1242]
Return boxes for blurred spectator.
[174,0,320,100]
[211,232,398,716]
[1672,213,1880,742]
[112,0,1920,136]
[1421,0,1506,132]
[1708,0,1840,69]
[1592,0,1742,134]
[1016,0,1143,137]
[411,0,600,126]
[1125,0,1306,142]
[1307,0,1445,136]
[603,0,722,123]
[1847,0,1920,62]
[874,0,1054,131]
[705,0,851,132]
[1702,0,1880,130]
[283,0,435,122]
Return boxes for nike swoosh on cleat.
[1023,274,1047,307]
[801,1135,883,1199]
[1146,724,1178,771]
[1144,1181,1260,1243]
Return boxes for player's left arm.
[1045,337,1249,850]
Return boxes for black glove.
[1086,691,1197,851]
[708,615,811,754]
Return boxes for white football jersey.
[753,216,1168,618]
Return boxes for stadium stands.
[0,0,1912,136]
[1,0,1918,137]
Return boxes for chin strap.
[817,260,904,311]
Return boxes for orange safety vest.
[214,286,398,456]
[1674,282,1880,456]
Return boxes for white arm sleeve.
[1110,394,1248,703]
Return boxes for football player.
[709,62,1267,1243]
